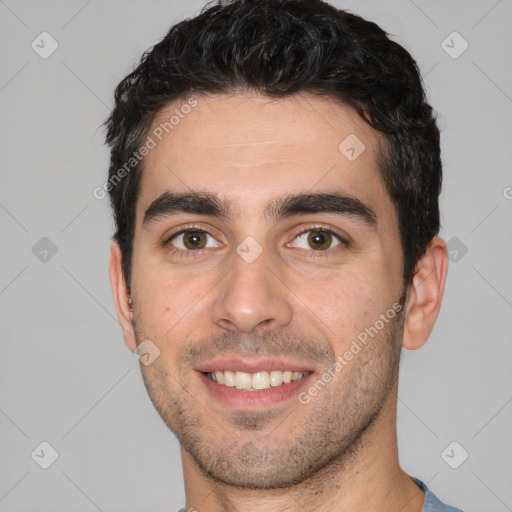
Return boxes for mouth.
[195,357,316,409]
[204,369,311,391]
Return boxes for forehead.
[137,92,394,225]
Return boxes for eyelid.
[161,223,349,257]
[170,231,219,250]
[162,223,222,245]
[286,223,350,247]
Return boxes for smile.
[196,356,316,409]
[204,370,310,391]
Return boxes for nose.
[210,246,294,333]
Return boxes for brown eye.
[290,229,343,252]
[183,231,207,249]
[169,230,216,251]
[307,230,333,250]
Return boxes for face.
[125,92,407,488]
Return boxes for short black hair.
[104,0,442,294]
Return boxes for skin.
[110,91,448,512]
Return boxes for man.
[106,0,462,510]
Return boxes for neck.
[181,380,425,512]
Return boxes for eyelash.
[163,225,348,259]
[286,227,348,259]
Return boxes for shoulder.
[411,477,464,512]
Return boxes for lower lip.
[197,371,314,409]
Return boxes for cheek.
[297,267,385,345]
[132,263,210,343]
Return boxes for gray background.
[1,0,511,511]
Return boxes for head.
[107,0,448,490]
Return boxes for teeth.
[235,371,252,390]
[252,371,270,390]
[223,370,235,387]
[206,370,308,390]
[269,370,283,386]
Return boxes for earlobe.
[402,236,449,350]
[109,241,138,352]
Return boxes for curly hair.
[104,0,442,293]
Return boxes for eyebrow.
[142,191,235,226]
[142,190,377,230]
[268,191,377,229]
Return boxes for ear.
[109,241,137,352]
[402,236,449,350]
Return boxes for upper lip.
[194,355,315,374]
